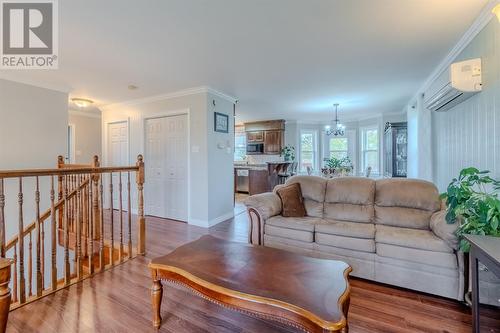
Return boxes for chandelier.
[325,103,345,136]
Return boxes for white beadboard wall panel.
[432,19,500,191]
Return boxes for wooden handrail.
[0,166,139,179]
[4,179,90,251]
[0,154,145,312]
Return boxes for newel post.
[136,155,145,255]
[0,258,12,333]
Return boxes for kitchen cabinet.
[247,131,264,142]
[264,130,282,154]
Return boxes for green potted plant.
[441,167,500,305]
[281,145,295,161]
[441,167,500,252]
[323,156,353,176]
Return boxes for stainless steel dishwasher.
[236,169,249,193]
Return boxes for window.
[329,137,348,159]
[361,127,379,173]
[234,126,246,161]
[299,130,317,172]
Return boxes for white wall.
[432,18,500,191]
[68,111,102,164]
[207,93,235,223]
[0,79,68,240]
[406,95,433,181]
[101,90,235,227]
[0,79,68,170]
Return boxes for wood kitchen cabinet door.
[264,130,282,154]
[247,131,264,142]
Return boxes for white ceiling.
[0,0,489,122]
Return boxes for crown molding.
[69,108,102,119]
[407,0,499,106]
[101,86,237,110]
[205,87,238,104]
[0,75,71,93]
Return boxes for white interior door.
[107,122,129,209]
[145,114,188,221]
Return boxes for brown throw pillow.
[276,183,306,217]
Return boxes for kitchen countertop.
[234,164,268,171]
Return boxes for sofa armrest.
[244,192,282,220]
[430,209,459,250]
[244,192,282,245]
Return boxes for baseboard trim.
[189,211,234,228]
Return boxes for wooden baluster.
[63,176,70,285]
[109,173,114,266]
[88,176,94,275]
[35,176,42,297]
[99,178,104,271]
[12,244,17,303]
[41,219,44,292]
[57,156,64,230]
[82,175,87,258]
[0,179,5,258]
[119,172,123,262]
[127,172,132,259]
[50,176,57,291]
[28,232,32,297]
[76,183,82,280]
[17,178,25,304]
[92,156,101,241]
[136,155,145,255]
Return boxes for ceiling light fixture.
[71,98,94,108]
[493,4,500,22]
[325,103,345,136]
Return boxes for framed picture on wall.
[214,112,229,133]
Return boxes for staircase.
[0,155,146,312]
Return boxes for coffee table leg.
[151,278,163,329]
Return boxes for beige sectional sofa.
[244,176,465,300]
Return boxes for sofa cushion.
[375,225,453,253]
[375,179,441,211]
[324,177,375,223]
[374,206,434,230]
[276,183,306,217]
[374,179,441,229]
[266,216,321,232]
[264,234,315,250]
[285,176,327,218]
[265,224,313,242]
[376,243,458,269]
[315,233,375,253]
[316,220,375,239]
[325,177,375,205]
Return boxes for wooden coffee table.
[149,235,352,332]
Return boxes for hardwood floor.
[7,209,500,333]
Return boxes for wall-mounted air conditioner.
[424,58,482,112]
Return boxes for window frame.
[360,126,380,174]
[299,129,318,173]
[328,136,349,160]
